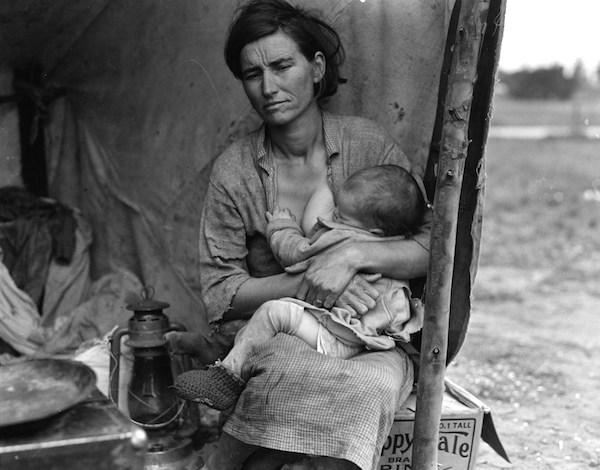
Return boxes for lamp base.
[144,434,202,470]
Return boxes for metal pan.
[0,359,97,428]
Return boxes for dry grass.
[479,137,600,271]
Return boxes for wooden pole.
[412,1,490,469]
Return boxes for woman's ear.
[313,51,326,83]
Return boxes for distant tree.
[499,65,580,100]
[571,59,587,89]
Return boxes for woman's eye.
[243,70,261,81]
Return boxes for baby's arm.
[266,204,314,267]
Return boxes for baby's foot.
[174,361,246,410]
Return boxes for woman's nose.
[262,71,278,96]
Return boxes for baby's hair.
[340,165,425,237]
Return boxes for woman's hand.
[333,273,382,317]
[287,245,380,313]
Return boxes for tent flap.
[0,1,483,350]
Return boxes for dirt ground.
[446,265,600,469]
[444,135,600,469]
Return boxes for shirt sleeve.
[266,219,312,267]
[198,178,251,324]
[411,204,432,252]
[380,136,412,172]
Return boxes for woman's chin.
[263,111,294,127]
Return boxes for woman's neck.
[268,106,323,161]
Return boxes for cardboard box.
[378,379,486,470]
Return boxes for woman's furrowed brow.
[243,57,294,73]
[271,57,294,67]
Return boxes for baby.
[175,165,426,410]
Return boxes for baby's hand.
[267,204,296,222]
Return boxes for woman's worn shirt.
[199,111,429,324]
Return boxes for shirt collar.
[321,111,338,160]
[256,110,339,169]
[257,124,268,163]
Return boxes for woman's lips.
[264,101,284,112]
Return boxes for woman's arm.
[224,272,303,321]
[294,236,429,310]
[291,198,432,311]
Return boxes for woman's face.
[240,31,325,127]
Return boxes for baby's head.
[334,165,425,237]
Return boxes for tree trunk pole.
[412,1,490,469]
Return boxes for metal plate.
[0,359,97,428]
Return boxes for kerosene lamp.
[109,287,201,470]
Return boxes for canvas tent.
[0,0,508,467]
[0,0,485,353]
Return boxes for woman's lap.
[223,333,414,470]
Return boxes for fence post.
[411,1,491,468]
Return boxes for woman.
[181,1,430,469]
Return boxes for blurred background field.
[491,92,600,127]
[479,135,600,272]
[445,90,600,469]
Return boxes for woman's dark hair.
[341,165,426,238]
[224,0,346,100]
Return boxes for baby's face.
[333,187,370,231]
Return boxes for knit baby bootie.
[174,361,246,411]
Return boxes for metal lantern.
[109,287,200,470]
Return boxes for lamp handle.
[108,327,130,407]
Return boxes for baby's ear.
[368,228,385,236]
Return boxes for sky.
[499,0,600,76]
